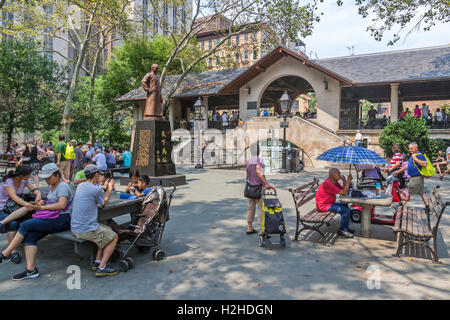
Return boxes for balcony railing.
[339,117,450,130]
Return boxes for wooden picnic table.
[338,194,392,238]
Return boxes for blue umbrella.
[317,145,386,167]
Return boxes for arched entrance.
[259,76,316,116]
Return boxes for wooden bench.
[393,186,449,263]
[289,178,337,242]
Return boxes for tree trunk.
[61,41,88,139]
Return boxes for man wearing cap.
[83,141,95,160]
[71,165,119,277]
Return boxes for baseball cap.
[86,141,92,145]
[40,163,59,179]
[84,164,104,176]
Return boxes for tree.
[137,0,323,114]
[0,38,66,149]
[379,116,444,158]
[354,0,450,45]
[1,0,132,138]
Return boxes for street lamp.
[279,90,291,173]
[194,97,205,169]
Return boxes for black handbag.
[2,193,36,214]
[244,182,262,199]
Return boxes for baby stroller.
[259,188,287,248]
[115,183,176,272]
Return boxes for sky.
[302,1,450,59]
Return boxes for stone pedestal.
[131,120,186,186]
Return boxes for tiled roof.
[116,67,248,102]
[314,45,450,84]
[117,44,450,102]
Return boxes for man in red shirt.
[316,168,354,238]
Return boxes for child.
[125,170,140,194]
[120,175,150,199]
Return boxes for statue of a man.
[141,64,163,120]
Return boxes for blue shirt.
[105,153,116,165]
[93,152,107,170]
[71,182,104,234]
[407,153,426,177]
[121,151,132,167]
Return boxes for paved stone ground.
[0,166,449,299]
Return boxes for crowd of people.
[0,136,136,280]
[399,103,449,128]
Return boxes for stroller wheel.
[137,246,151,254]
[259,235,265,247]
[119,260,129,272]
[125,257,135,269]
[350,210,361,223]
[152,249,165,261]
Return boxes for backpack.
[412,152,436,178]
[64,143,76,160]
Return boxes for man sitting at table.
[315,168,354,238]
[71,164,119,277]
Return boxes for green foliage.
[354,0,449,45]
[0,38,66,148]
[379,116,443,158]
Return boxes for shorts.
[73,224,117,249]
[408,175,424,195]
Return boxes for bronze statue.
[141,64,163,120]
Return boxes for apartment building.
[195,15,306,70]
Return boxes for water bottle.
[376,182,381,198]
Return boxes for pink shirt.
[414,108,421,118]
[246,156,265,185]
[315,178,343,212]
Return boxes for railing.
[339,117,450,130]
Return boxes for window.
[235,35,239,45]
[216,56,220,66]
[244,33,248,43]
[253,50,258,60]
[208,40,212,49]
[172,6,177,32]
[181,5,186,23]
[153,11,158,31]
[216,38,220,46]
[143,0,149,33]
[235,52,240,62]
[244,51,248,61]
[227,38,231,46]
[208,57,212,66]
[252,32,258,42]
[201,41,204,50]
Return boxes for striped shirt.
[390,152,404,167]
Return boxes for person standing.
[421,103,429,119]
[83,141,95,159]
[413,105,421,118]
[56,135,70,183]
[355,130,363,147]
[245,150,272,235]
[74,142,84,174]
[367,105,377,128]
[393,143,430,209]
[121,149,132,168]
[315,168,354,238]
[104,149,116,169]
[71,165,119,277]
[16,140,45,187]
[221,112,229,129]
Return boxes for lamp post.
[194,97,205,169]
[279,90,291,173]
